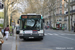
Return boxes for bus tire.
[23,38,26,40]
[23,38,28,41]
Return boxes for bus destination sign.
[21,15,41,19]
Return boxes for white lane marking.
[53,33,58,35]
[67,34,75,35]
[49,34,53,35]
[48,33,53,35]
[45,33,58,35]
[56,35,75,41]
[45,34,47,35]
[45,33,48,35]
[45,33,53,35]
[45,33,59,35]
[45,33,75,36]
[67,34,72,35]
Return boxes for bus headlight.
[20,30,23,34]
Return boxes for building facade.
[65,0,75,31]
[43,0,66,29]
[43,0,49,26]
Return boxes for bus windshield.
[20,19,43,30]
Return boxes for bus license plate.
[29,37,34,38]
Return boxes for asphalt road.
[17,29,75,50]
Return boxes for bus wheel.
[23,38,27,41]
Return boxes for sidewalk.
[2,35,16,50]
[46,29,75,34]
[61,30,75,34]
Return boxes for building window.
[60,10,62,14]
[60,4,62,8]
[73,6,75,10]
[64,17,67,21]
[57,20,58,21]
[59,17,62,21]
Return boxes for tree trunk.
[3,0,8,28]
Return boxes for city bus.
[18,15,44,40]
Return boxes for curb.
[46,29,75,34]
[16,34,17,50]
[11,37,16,50]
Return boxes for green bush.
[0,24,3,28]
[53,28,56,30]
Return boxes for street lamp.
[64,0,71,31]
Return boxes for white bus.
[18,15,44,40]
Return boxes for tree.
[2,0,44,27]
[2,0,24,27]
[2,0,8,28]
[23,0,43,14]
[2,0,17,28]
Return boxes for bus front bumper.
[19,34,44,39]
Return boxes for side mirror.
[17,19,19,24]
[17,21,19,24]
